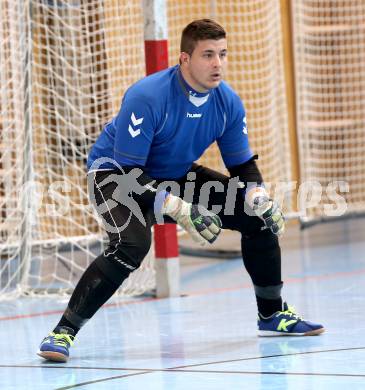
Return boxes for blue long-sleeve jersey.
[87,65,253,179]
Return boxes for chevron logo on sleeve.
[128,112,144,138]
[242,116,248,134]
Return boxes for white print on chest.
[186,112,202,118]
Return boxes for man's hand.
[161,194,222,246]
[246,187,285,236]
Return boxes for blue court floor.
[1,217,365,389]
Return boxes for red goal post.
[143,0,180,298]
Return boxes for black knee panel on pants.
[98,238,151,286]
[94,252,133,287]
[241,229,282,287]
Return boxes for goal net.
[0,0,291,298]
[292,1,365,222]
[0,0,154,299]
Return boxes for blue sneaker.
[37,326,75,362]
[258,302,325,336]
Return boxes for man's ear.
[180,52,190,65]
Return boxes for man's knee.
[243,228,279,252]
[96,234,152,285]
[115,238,151,266]
[107,234,151,267]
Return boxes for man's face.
[180,38,227,92]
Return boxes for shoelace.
[276,305,301,320]
[51,333,74,347]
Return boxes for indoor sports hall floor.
[1,217,365,389]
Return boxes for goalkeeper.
[38,19,324,363]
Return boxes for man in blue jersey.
[38,19,324,363]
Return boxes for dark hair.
[180,19,226,55]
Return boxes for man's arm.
[113,96,156,168]
[217,93,284,236]
[227,156,263,188]
[228,158,285,236]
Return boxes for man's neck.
[179,67,209,95]
[177,68,210,108]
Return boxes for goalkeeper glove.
[245,187,285,236]
[161,194,222,246]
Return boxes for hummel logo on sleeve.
[242,116,248,134]
[128,112,144,138]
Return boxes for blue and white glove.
[246,187,285,236]
[161,194,222,245]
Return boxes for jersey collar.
[176,67,210,107]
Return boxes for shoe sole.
[258,327,325,337]
[37,350,68,362]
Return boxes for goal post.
[143,0,180,298]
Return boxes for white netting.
[0,0,293,298]
[6,1,363,298]
[0,0,155,298]
[293,1,365,221]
